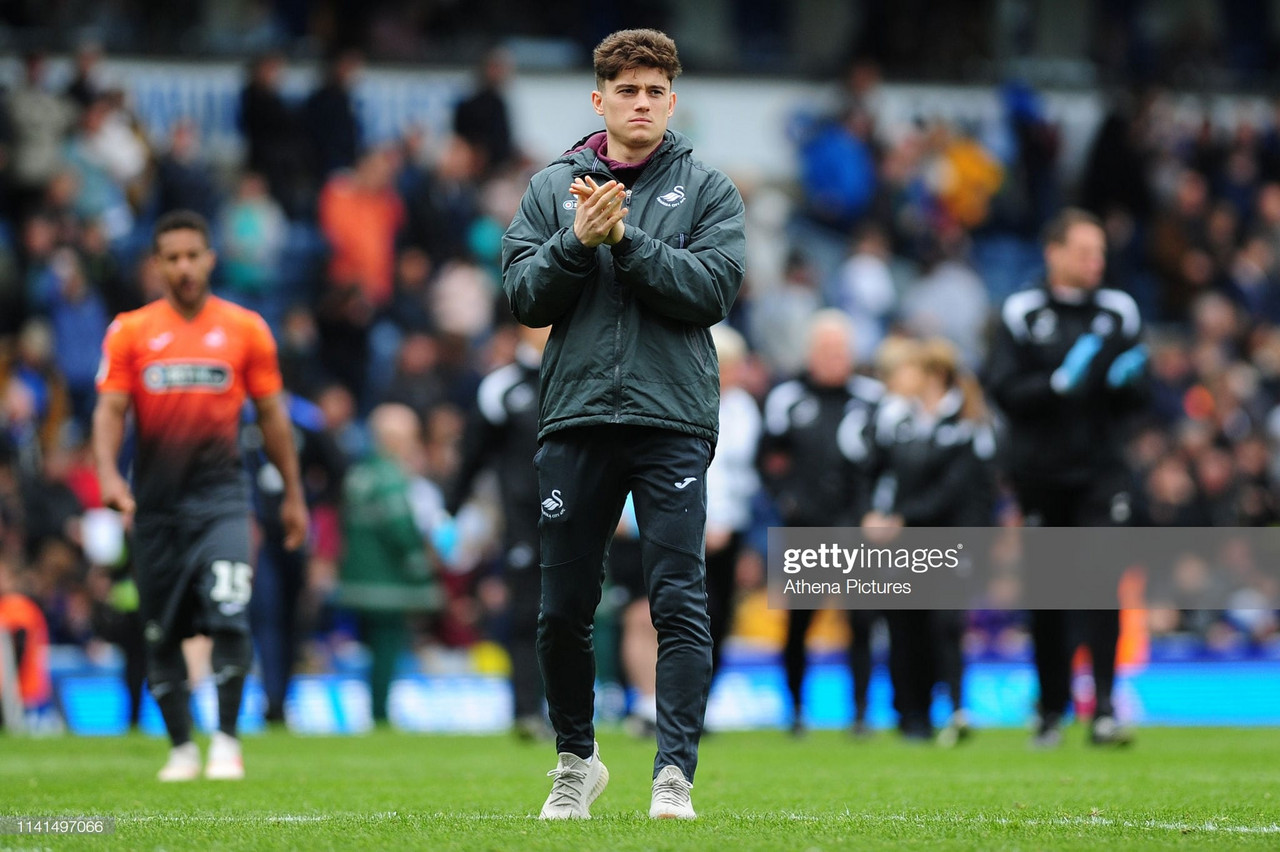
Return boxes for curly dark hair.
[152,209,211,252]
[592,28,682,88]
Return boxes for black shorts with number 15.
[133,509,254,647]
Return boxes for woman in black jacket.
[863,338,996,742]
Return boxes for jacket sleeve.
[502,172,598,328]
[610,171,745,327]
[985,320,1056,416]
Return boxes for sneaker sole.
[204,764,245,781]
[586,762,609,811]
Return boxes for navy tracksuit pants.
[535,425,713,782]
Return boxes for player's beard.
[171,275,209,312]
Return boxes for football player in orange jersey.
[92,210,307,781]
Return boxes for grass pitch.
[2,725,1278,850]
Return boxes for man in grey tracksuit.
[502,28,745,820]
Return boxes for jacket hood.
[554,129,694,167]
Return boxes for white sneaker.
[649,765,696,819]
[539,742,609,819]
[204,732,245,780]
[1090,715,1134,746]
[157,742,201,782]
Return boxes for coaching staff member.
[986,207,1145,748]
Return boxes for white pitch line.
[115,812,1280,834]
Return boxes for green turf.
[1,726,1277,851]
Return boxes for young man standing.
[985,207,1145,748]
[503,29,746,819]
[93,210,307,780]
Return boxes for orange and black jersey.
[96,296,283,513]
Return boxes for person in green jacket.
[502,28,746,820]
[337,402,438,724]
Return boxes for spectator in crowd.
[991,80,1062,236]
[276,306,328,400]
[789,104,879,294]
[80,220,139,318]
[1148,169,1214,321]
[38,248,109,428]
[749,249,824,378]
[0,556,53,728]
[400,133,481,267]
[18,429,85,568]
[898,225,991,368]
[303,48,364,181]
[454,47,517,177]
[336,402,439,724]
[1220,232,1280,323]
[430,259,496,342]
[835,223,897,364]
[239,53,309,218]
[382,332,449,420]
[65,41,107,110]
[385,246,435,335]
[1079,90,1156,227]
[62,95,142,242]
[3,319,70,470]
[154,120,220,224]
[318,146,405,312]
[6,53,77,218]
[468,175,525,284]
[218,172,287,325]
[315,382,368,461]
[314,278,376,403]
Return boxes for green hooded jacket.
[502,130,746,443]
[336,454,439,612]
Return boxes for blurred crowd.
[1,46,1279,728]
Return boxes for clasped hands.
[571,176,628,248]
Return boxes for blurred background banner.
[50,656,1280,735]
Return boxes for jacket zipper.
[611,299,624,421]
[600,150,671,422]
